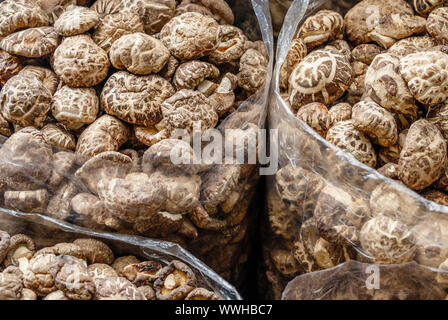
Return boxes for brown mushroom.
[122,261,163,286]
[23,251,58,296]
[0,266,23,300]
[54,5,99,36]
[0,50,23,87]
[173,60,220,90]
[43,290,69,300]
[237,48,268,95]
[41,124,76,151]
[137,285,155,300]
[72,239,114,265]
[185,288,221,300]
[4,234,35,274]
[0,231,10,265]
[111,256,140,276]
[4,190,49,214]
[208,25,245,64]
[153,260,196,300]
[94,276,146,300]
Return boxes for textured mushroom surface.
[153,260,196,300]
[0,75,52,128]
[238,48,268,94]
[72,239,114,265]
[101,71,174,127]
[289,49,352,109]
[109,33,170,75]
[41,124,76,150]
[0,50,22,87]
[208,25,245,64]
[173,60,219,90]
[159,12,221,60]
[296,102,331,137]
[54,5,99,36]
[279,37,307,90]
[53,35,109,87]
[427,7,448,45]
[388,36,438,57]
[4,190,48,213]
[0,27,59,58]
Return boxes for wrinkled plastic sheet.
[0,0,274,290]
[265,0,448,300]
[0,209,241,300]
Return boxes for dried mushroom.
[0,50,22,87]
[94,276,145,300]
[388,36,438,57]
[122,261,162,286]
[427,7,448,45]
[41,124,76,150]
[279,37,307,90]
[101,71,174,126]
[53,35,109,87]
[185,288,221,300]
[159,12,221,60]
[173,60,219,90]
[4,234,35,274]
[328,103,352,127]
[0,230,10,265]
[208,25,245,64]
[0,75,52,128]
[296,102,331,138]
[4,190,48,214]
[237,48,268,94]
[0,266,23,300]
[72,239,114,265]
[54,5,99,36]
[0,27,59,58]
[297,10,344,50]
[112,256,140,276]
[18,65,58,95]
[289,49,352,109]
[154,260,196,300]
[109,33,170,75]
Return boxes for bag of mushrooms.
[0,0,273,291]
[0,209,241,300]
[264,0,448,299]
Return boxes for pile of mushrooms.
[0,230,222,300]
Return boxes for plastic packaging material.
[0,0,273,291]
[0,209,241,300]
[264,0,448,300]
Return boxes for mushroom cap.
[0,0,49,39]
[134,211,183,237]
[101,71,174,127]
[0,49,23,86]
[36,0,76,24]
[75,151,132,195]
[0,26,60,58]
[173,60,220,90]
[153,260,196,300]
[427,7,448,45]
[109,32,170,75]
[120,0,176,35]
[41,124,76,150]
[208,25,245,64]
[288,49,351,109]
[193,0,234,25]
[94,276,146,300]
[92,12,144,52]
[328,102,352,127]
[90,0,121,18]
[53,34,110,87]
[21,288,37,300]
[0,74,52,128]
[137,285,155,300]
[238,48,268,94]
[23,252,58,296]
[43,290,69,300]
[52,85,99,131]
[159,12,221,60]
[0,266,24,300]
[352,43,384,64]
[399,119,447,191]
[122,261,163,286]
[0,230,11,265]
[185,287,221,300]
[280,37,307,90]
[4,189,49,214]
[54,5,99,36]
[88,263,118,279]
[111,256,140,276]
[47,151,77,190]
[388,36,437,58]
[18,65,59,95]
[296,102,331,138]
[73,238,114,265]
[38,243,85,260]
[70,193,105,225]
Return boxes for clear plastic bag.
[0,0,273,292]
[264,0,448,300]
[0,209,241,300]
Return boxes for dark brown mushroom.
[153,260,196,300]
[122,261,163,286]
[72,238,114,265]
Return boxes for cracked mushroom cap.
[36,0,76,24]
[137,285,155,300]
[0,266,24,300]
[43,290,69,300]
[427,7,448,45]
[388,36,438,57]
[101,71,174,127]
[208,25,246,65]
[328,102,352,127]
[238,48,268,95]
[159,89,218,137]
[427,101,448,139]
[365,53,417,117]
[288,49,352,109]
[53,35,110,87]
[352,44,383,64]
[75,151,132,194]
[0,74,52,128]
[4,189,49,214]
[297,10,344,50]
[0,50,22,86]
[72,239,114,265]
[47,151,77,189]
[90,0,121,18]
[0,0,49,39]
[279,37,307,90]
[70,193,105,226]
[49,255,95,300]
[41,124,76,150]
[134,211,184,236]
[188,0,234,25]
[109,33,170,75]
[352,100,398,147]
[94,276,146,300]
[296,102,331,138]
[186,288,221,300]
[398,119,447,191]
[120,0,175,35]
[112,256,140,276]
[76,115,130,158]
[88,263,118,280]
[142,139,202,175]
[23,252,57,296]
[18,65,58,96]
[360,215,416,264]
[175,1,215,20]
[0,230,10,265]
[399,51,448,105]
[52,86,99,130]
[0,26,59,58]
[173,60,219,90]
[38,243,85,260]
[154,260,196,300]
[0,127,53,190]
[92,12,144,52]
[46,181,79,220]
[122,261,163,286]
[344,0,415,46]
[326,120,377,168]
[54,5,99,36]
[159,12,221,60]
[4,234,35,274]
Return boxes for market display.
[0,0,273,292]
[265,0,448,300]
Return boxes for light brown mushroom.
[153,260,196,300]
[41,124,76,151]
[23,251,58,296]
[122,261,163,286]
[185,288,221,300]
[54,5,99,36]
[208,25,245,64]
[111,256,140,276]
[237,48,268,95]
[43,290,69,300]
[94,276,146,300]
[173,60,220,90]
[4,234,35,274]
[0,50,23,87]
[0,266,23,300]
[0,230,10,265]
[296,102,331,137]
[72,239,114,265]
